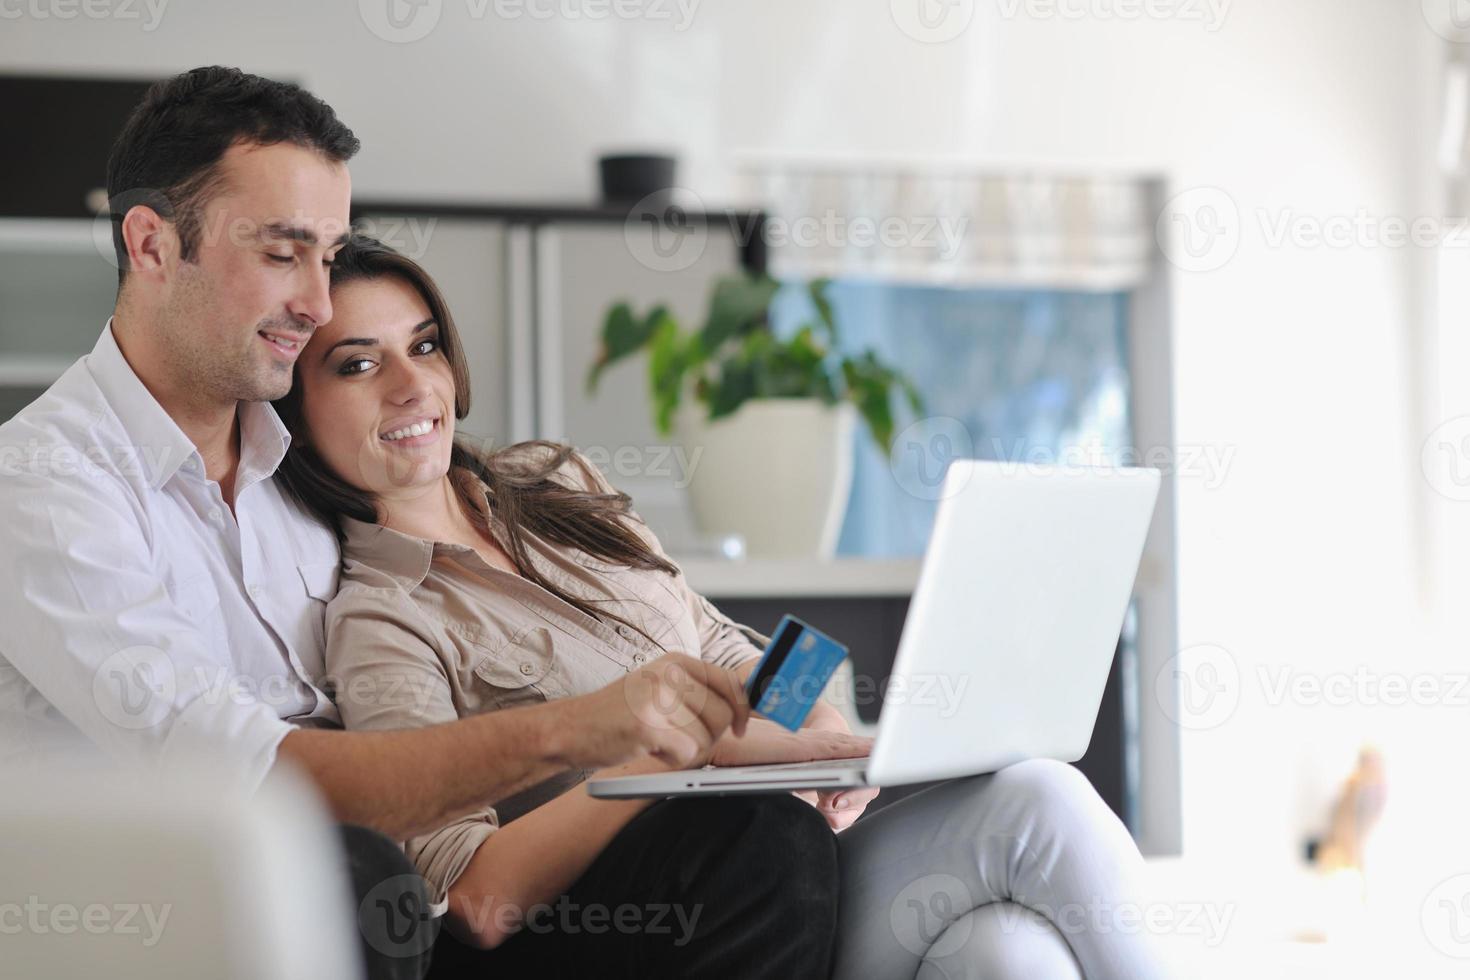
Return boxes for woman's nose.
[383,355,434,404]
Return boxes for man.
[0,67,837,979]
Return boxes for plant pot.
[677,399,856,558]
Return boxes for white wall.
[2,0,1456,881]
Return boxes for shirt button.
[208,508,222,523]
[518,663,535,676]
[618,625,633,638]
[632,652,647,665]
[248,584,263,599]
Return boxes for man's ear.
[119,205,176,281]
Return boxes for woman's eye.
[411,339,440,356]
[338,357,374,375]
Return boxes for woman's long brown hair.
[272,235,677,644]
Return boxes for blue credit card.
[745,615,848,731]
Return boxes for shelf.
[0,355,73,387]
[674,556,921,599]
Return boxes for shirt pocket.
[166,572,223,630]
[471,624,560,709]
[293,561,340,678]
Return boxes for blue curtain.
[772,281,1132,557]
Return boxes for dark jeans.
[427,793,841,980]
[338,823,439,980]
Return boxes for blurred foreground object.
[0,759,361,979]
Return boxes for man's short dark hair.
[105,66,360,284]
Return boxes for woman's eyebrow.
[319,319,436,363]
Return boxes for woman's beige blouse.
[323,447,771,903]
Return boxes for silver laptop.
[587,459,1160,799]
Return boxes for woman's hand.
[709,718,879,831]
[794,785,882,833]
[709,718,872,767]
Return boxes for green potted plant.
[588,273,923,557]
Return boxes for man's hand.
[558,653,751,772]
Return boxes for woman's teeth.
[381,420,435,442]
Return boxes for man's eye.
[339,358,374,375]
[267,254,294,264]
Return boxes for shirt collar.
[340,515,440,591]
[339,479,536,592]
[87,318,293,490]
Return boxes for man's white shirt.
[0,320,341,790]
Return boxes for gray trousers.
[834,760,1170,980]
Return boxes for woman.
[274,237,1169,980]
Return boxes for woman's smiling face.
[296,274,457,500]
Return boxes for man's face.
[154,141,352,404]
